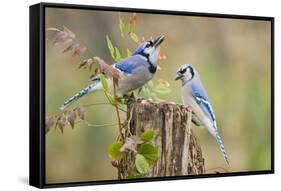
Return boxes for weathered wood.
[118,99,205,179]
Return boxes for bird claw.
[123,92,136,103]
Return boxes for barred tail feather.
[214,130,229,165]
[59,80,101,110]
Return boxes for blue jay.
[175,64,229,164]
[60,35,165,110]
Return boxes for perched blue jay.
[60,35,165,110]
[175,64,229,164]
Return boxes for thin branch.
[113,82,124,141]
[82,102,111,108]
[83,101,126,112]
[126,104,135,137]
[73,119,118,128]
[117,107,127,113]
[84,121,118,128]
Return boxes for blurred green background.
[45,8,271,184]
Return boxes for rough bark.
[118,99,205,179]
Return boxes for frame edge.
[29,3,44,188]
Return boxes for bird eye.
[145,40,153,48]
[180,68,187,73]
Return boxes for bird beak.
[174,73,183,81]
[152,35,165,48]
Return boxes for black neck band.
[139,52,157,74]
[188,66,195,79]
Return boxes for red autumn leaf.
[53,31,72,45]
[51,31,73,45]
[112,77,119,88]
[47,26,76,45]
[89,59,95,71]
[140,36,145,43]
[132,13,137,25]
[92,57,120,84]
[62,25,76,39]
[57,113,67,133]
[72,45,87,57]
[74,106,86,120]
[63,43,80,53]
[46,116,55,134]
[46,28,61,39]
[89,67,100,79]
[78,58,94,69]
[78,60,87,69]
[67,110,76,129]
[158,51,167,60]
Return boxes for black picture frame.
[29,2,275,188]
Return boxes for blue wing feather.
[190,80,216,122]
[91,55,145,82]
[114,55,145,74]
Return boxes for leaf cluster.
[108,130,158,178]
[119,13,139,43]
[140,80,171,101]
[47,26,87,56]
[46,106,86,134]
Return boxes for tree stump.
[118,99,205,179]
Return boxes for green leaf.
[128,22,133,34]
[150,92,161,101]
[118,98,127,105]
[106,35,115,59]
[114,47,122,61]
[135,154,149,174]
[138,143,158,164]
[153,85,172,94]
[140,84,161,101]
[107,93,116,104]
[98,73,108,91]
[127,48,132,57]
[141,86,153,98]
[127,172,144,179]
[119,18,125,37]
[140,130,155,142]
[130,32,139,43]
[108,142,126,160]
